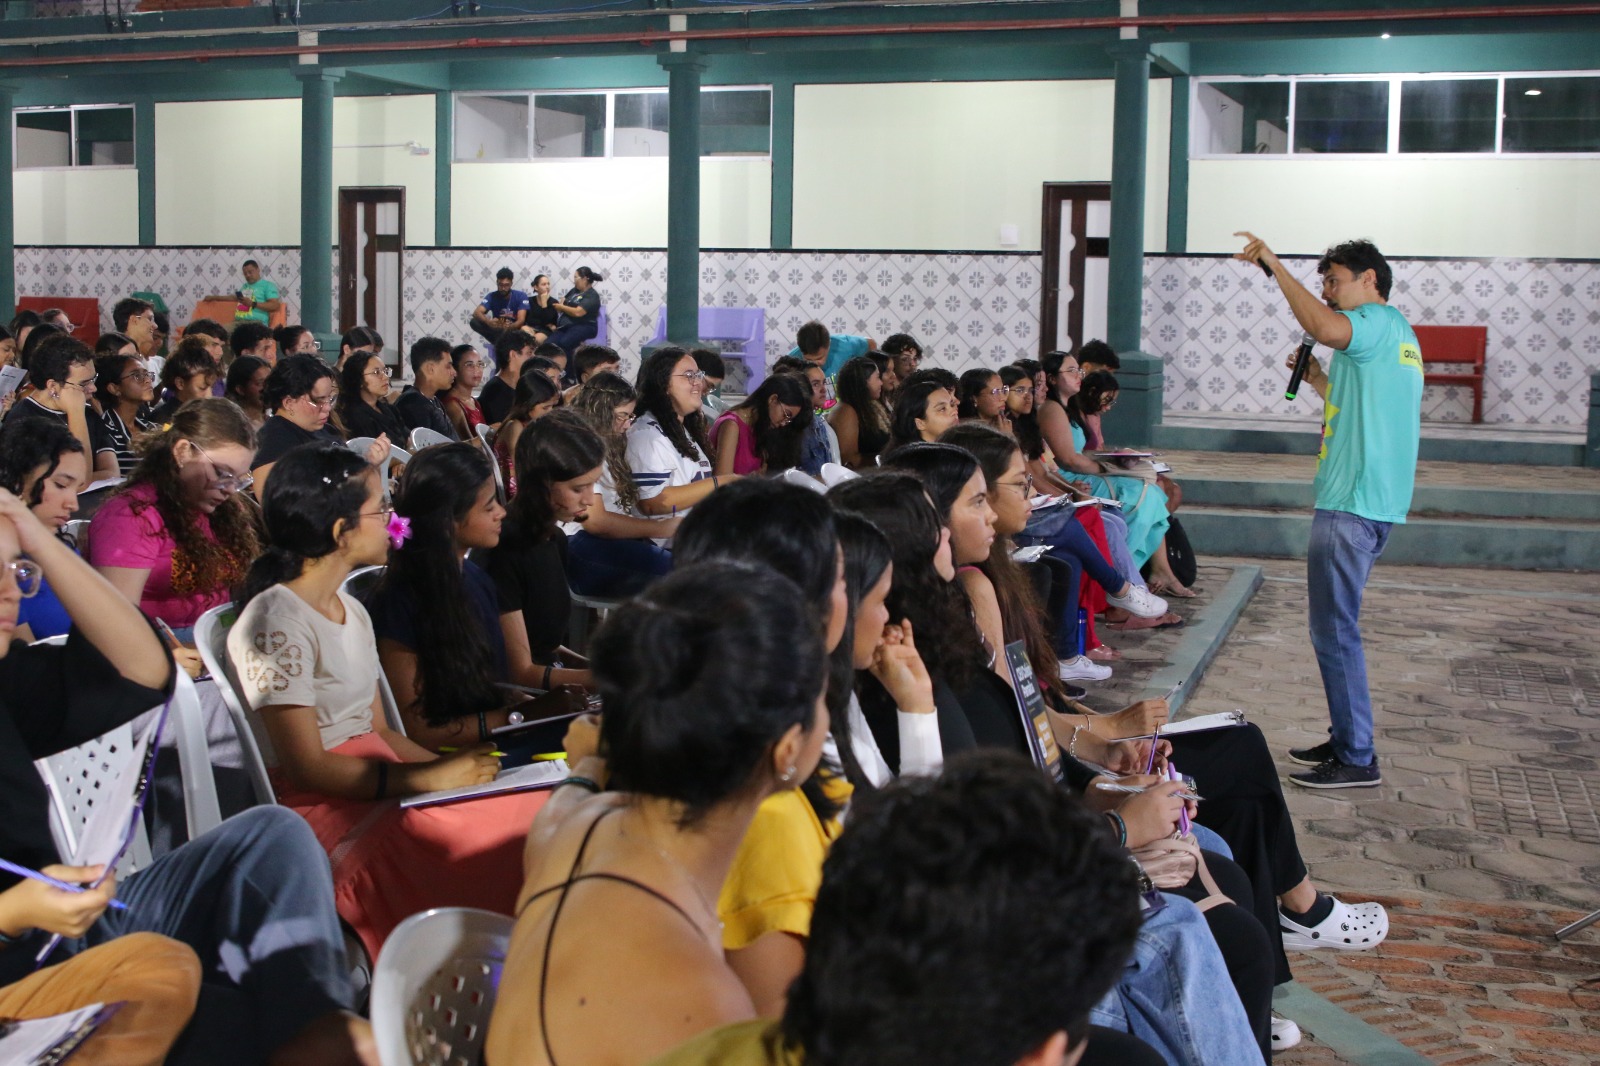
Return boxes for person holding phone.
[471,268,529,345]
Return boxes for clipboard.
[0,1001,125,1065]
[1003,641,1063,783]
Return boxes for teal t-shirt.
[1313,302,1423,524]
[236,278,280,323]
[787,335,870,379]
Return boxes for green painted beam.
[1166,74,1188,255]
[434,89,451,248]
[0,83,15,318]
[769,79,795,251]
[661,51,707,346]
[135,96,155,247]
[1106,42,1149,356]
[296,65,343,335]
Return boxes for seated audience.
[443,343,489,440]
[880,332,923,381]
[8,309,41,354]
[481,330,535,427]
[566,372,676,597]
[335,325,383,370]
[568,342,621,392]
[774,358,840,475]
[224,354,272,430]
[524,272,559,342]
[95,352,157,476]
[229,321,277,368]
[626,348,729,520]
[335,349,407,444]
[957,366,1013,434]
[484,410,599,691]
[275,324,319,359]
[690,350,727,419]
[1071,369,1119,451]
[111,298,158,357]
[147,339,219,425]
[228,442,543,959]
[884,376,958,452]
[394,337,460,441]
[524,354,565,391]
[0,325,15,365]
[93,331,138,359]
[546,266,604,356]
[0,486,370,1066]
[790,320,873,378]
[0,419,87,642]
[1079,338,1121,377]
[18,321,64,372]
[251,354,343,498]
[180,318,229,366]
[5,334,117,479]
[471,267,529,345]
[220,258,282,325]
[485,561,829,1066]
[829,354,890,470]
[650,752,1154,1066]
[711,373,812,476]
[491,368,562,497]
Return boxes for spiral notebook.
[0,1002,123,1065]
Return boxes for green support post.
[770,79,795,250]
[0,84,15,318]
[660,52,707,346]
[434,90,452,247]
[1587,371,1600,468]
[1107,42,1150,357]
[296,67,343,336]
[1166,75,1189,256]
[136,97,156,247]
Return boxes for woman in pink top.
[90,399,259,651]
[710,373,812,477]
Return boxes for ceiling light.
[1524,88,1543,96]
[1380,33,1391,39]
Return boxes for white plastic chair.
[372,907,514,1066]
[62,519,90,554]
[474,423,493,447]
[194,604,277,807]
[349,437,412,502]
[409,427,454,451]
[820,462,860,488]
[339,567,409,736]
[780,468,826,493]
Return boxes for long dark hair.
[834,355,889,440]
[728,373,812,473]
[880,442,981,523]
[834,509,894,793]
[956,368,1001,421]
[886,379,949,452]
[236,443,372,608]
[376,444,503,727]
[1041,349,1084,430]
[828,474,984,690]
[999,365,1043,460]
[507,410,604,543]
[226,355,272,405]
[0,418,84,507]
[504,365,560,426]
[569,371,639,514]
[634,347,708,460]
[674,478,846,820]
[595,562,823,828]
[125,399,260,597]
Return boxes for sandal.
[1108,612,1185,631]
[1280,896,1389,952]
[1086,645,1121,662]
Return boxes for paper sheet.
[0,1002,121,1064]
[400,759,569,809]
[0,365,25,400]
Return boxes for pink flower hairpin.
[385,512,413,549]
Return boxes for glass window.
[1294,81,1390,154]
[454,95,530,162]
[74,106,134,166]
[701,89,772,156]
[15,109,72,168]
[532,94,606,158]
[1400,79,1497,153]
[613,92,670,157]
[1193,81,1290,154]
[1503,76,1600,152]
[15,105,134,168]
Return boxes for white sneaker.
[1280,896,1389,951]
[1271,1015,1302,1051]
[1058,655,1113,682]
[1106,583,1168,619]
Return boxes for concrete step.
[1153,420,1591,468]
[1179,505,1600,572]
[1181,477,1600,522]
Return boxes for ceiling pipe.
[2,3,1598,69]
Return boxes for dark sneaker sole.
[1288,745,1335,767]
[1289,773,1382,790]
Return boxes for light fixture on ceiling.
[1380,33,1391,39]
[1524,89,1543,96]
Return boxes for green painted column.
[660,52,707,345]
[434,90,452,247]
[296,67,343,335]
[1166,76,1189,255]
[135,97,156,247]
[0,83,16,319]
[770,79,795,250]
[1107,42,1150,356]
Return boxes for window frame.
[452,85,773,164]
[1190,71,1600,161]
[12,102,137,171]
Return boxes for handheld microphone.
[1285,333,1315,401]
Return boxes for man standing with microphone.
[1235,233,1422,789]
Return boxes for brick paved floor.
[1110,557,1600,1064]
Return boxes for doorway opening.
[1040,182,1110,358]
[338,187,405,367]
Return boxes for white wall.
[791,79,1170,252]
[154,95,436,247]
[450,157,771,247]
[1187,157,1600,259]
[14,168,140,246]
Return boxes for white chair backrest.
[194,604,277,807]
[779,468,826,494]
[410,427,454,452]
[474,423,493,446]
[820,462,860,488]
[372,907,514,1066]
[62,519,90,555]
[167,669,224,838]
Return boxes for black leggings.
[1170,850,1275,1062]
[1082,1025,1166,1066]
[1173,722,1310,985]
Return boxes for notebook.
[0,1002,124,1065]
[400,759,570,809]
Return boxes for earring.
[779,765,797,784]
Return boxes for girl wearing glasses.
[335,349,407,444]
[443,343,489,442]
[250,355,343,501]
[710,373,813,477]
[955,367,1014,436]
[0,419,87,643]
[95,353,158,477]
[625,349,733,525]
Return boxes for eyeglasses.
[120,370,154,385]
[62,375,97,392]
[365,366,392,379]
[1101,397,1118,409]
[995,474,1034,496]
[361,505,395,521]
[774,406,803,428]
[3,559,42,598]
[613,411,638,428]
[985,386,1012,396]
[1060,367,1084,378]
[674,370,708,383]
[300,393,338,411]
[460,361,487,371]
[193,443,254,494]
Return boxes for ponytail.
[236,545,309,609]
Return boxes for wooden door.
[1040,182,1111,357]
[338,187,405,363]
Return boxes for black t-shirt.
[340,398,409,444]
[4,397,116,460]
[365,560,508,682]
[478,376,516,427]
[526,299,560,334]
[253,414,340,469]
[483,519,571,662]
[557,287,601,329]
[395,388,459,440]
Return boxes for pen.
[438,747,508,757]
[1169,764,1192,835]
[1094,783,1203,801]
[529,752,567,762]
[0,858,129,911]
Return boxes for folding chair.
[371,907,514,1066]
[409,427,454,452]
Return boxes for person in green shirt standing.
[231,259,281,325]
[1236,233,1421,791]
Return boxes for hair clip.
[385,512,413,549]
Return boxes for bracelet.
[1069,724,1084,759]
[712,476,720,489]
[1104,810,1127,848]
[0,926,31,946]
[561,775,602,794]
[542,664,554,691]
[477,710,490,743]
[374,762,390,801]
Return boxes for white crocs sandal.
[1271,1015,1302,1051]
[1280,896,1389,951]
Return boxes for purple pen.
[1169,764,1191,836]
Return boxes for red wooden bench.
[1412,324,1487,424]
[15,296,101,346]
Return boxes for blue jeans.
[568,529,672,599]
[547,320,598,357]
[1307,509,1392,767]
[65,807,353,1066]
[1098,509,1149,590]
[1091,893,1267,1066]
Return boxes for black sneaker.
[1062,682,1088,699]
[1288,740,1335,766]
[1290,757,1381,790]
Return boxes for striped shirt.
[624,412,711,523]
[99,408,156,476]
